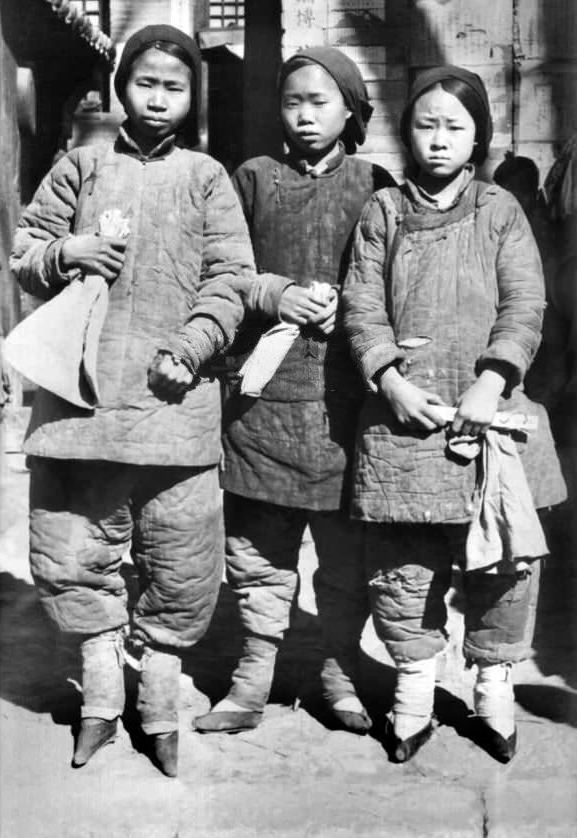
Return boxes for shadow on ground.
[0,571,81,724]
[2,498,577,747]
[531,504,577,689]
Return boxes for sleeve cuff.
[46,238,82,286]
[249,273,295,320]
[358,344,405,386]
[476,341,529,389]
[162,316,226,371]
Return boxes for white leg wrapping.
[474,662,515,738]
[332,696,365,714]
[393,657,437,739]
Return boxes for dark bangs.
[438,77,490,165]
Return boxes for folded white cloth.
[4,209,129,409]
[239,322,300,397]
[239,281,334,398]
[448,426,548,573]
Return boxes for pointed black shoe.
[331,708,373,735]
[385,717,434,763]
[151,730,179,778]
[473,719,517,764]
[72,718,117,768]
[194,710,262,734]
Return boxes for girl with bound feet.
[342,66,566,764]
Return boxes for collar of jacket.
[116,123,177,161]
[404,164,476,212]
[287,141,346,177]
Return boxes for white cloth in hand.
[239,322,300,397]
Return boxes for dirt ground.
[1,407,577,838]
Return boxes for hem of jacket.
[221,481,344,512]
[23,444,221,468]
[349,508,472,525]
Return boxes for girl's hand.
[451,369,507,436]
[307,289,338,335]
[377,367,447,432]
[148,351,194,403]
[60,234,127,283]
[278,285,326,326]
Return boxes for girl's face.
[123,48,192,150]
[280,64,351,157]
[410,84,476,182]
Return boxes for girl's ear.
[345,109,352,120]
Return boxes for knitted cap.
[279,47,373,152]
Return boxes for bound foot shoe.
[194,710,262,734]
[385,718,434,763]
[72,718,117,768]
[331,708,372,734]
[151,730,178,778]
[473,719,517,764]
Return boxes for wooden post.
[243,0,283,160]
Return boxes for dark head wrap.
[400,65,493,165]
[114,25,201,100]
[114,25,201,147]
[279,47,373,153]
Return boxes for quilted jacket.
[10,128,271,466]
[342,175,567,523]
[220,149,395,510]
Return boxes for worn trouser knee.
[81,629,126,720]
[368,561,451,663]
[28,457,130,635]
[463,561,541,664]
[137,646,182,735]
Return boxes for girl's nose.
[297,103,315,123]
[148,89,166,109]
[430,128,448,148]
